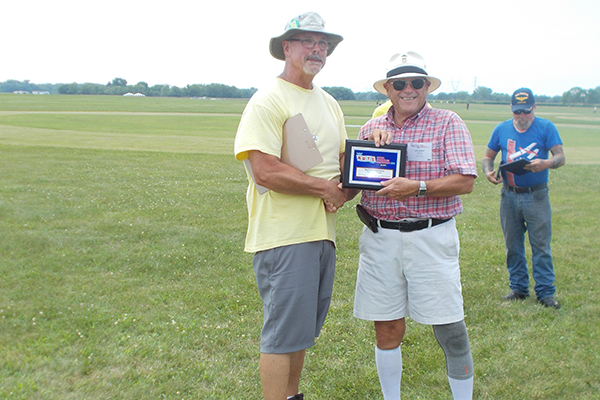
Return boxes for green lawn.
[1,94,599,399]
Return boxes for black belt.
[378,218,451,232]
[504,182,547,194]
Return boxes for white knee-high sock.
[375,346,402,400]
[448,376,473,400]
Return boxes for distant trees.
[563,87,586,104]
[51,80,259,98]
[130,81,149,94]
[561,86,600,106]
[435,91,471,101]
[58,83,79,94]
[429,88,510,103]
[430,87,562,104]
[323,86,355,100]
[471,86,494,101]
[1,78,598,105]
[354,91,388,102]
[0,79,58,94]
[109,77,128,87]
[587,87,600,105]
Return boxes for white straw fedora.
[269,12,343,61]
[373,52,442,95]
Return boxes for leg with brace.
[433,320,474,400]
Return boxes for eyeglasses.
[287,38,332,51]
[391,78,427,91]
[513,109,533,115]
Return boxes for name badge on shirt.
[407,143,432,161]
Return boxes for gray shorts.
[253,240,336,354]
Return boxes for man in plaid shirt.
[351,52,478,400]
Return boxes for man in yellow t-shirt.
[234,12,349,400]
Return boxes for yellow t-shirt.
[372,100,433,119]
[234,78,347,253]
[372,100,392,118]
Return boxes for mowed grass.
[1,93,599,399]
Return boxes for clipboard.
[498,158,531,176]
[245,113,323,194]
[281,113,323,171]
[243,159,269,194]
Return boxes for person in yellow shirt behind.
[372,99,393,118]
[372,99,432,119]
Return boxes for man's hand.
[523,145,566,173]
[324,183,361,213]
[524,158,547,173]
[485,169,502,185]
[368,129,393,147]
[322,179,346,213]
[376,177,419,201]
[376,174,474,199]
[482,149,501,184]
[323,200,337,213]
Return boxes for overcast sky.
[3,0,599,97]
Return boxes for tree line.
[59,78,259,99]
[1,79,599,106]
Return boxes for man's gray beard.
[515,119,532,131]
[304,55,324,76]
[303,65,322,76]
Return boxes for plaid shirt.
[359,105,477,220]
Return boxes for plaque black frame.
[342,140,407,190]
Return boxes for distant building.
[13,90,29,94]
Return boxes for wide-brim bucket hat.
[269,12,343,61]
[373,51,442,95]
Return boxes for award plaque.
[342,140,407,190]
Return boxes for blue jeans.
[500,185,556,300]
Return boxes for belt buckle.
[515,186,531,193]
[399,219,428,232]
[397,221,412,232]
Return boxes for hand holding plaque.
[342,140,407,190]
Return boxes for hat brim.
[373,73,442,95]
[269,29,343,61]
[511,104,534,112]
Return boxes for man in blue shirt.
[482,88,565,309]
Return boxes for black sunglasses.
[513,109,533,115]
[392,78,427,91]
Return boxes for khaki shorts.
[353,218,464,325]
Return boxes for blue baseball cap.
[511,88,536,112]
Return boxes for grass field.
[1,93,599,399]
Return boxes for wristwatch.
[416,180,427,197]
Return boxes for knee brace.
[433,320,474,380]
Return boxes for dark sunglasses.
[392,78,427,91]
[513,109,533,115]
